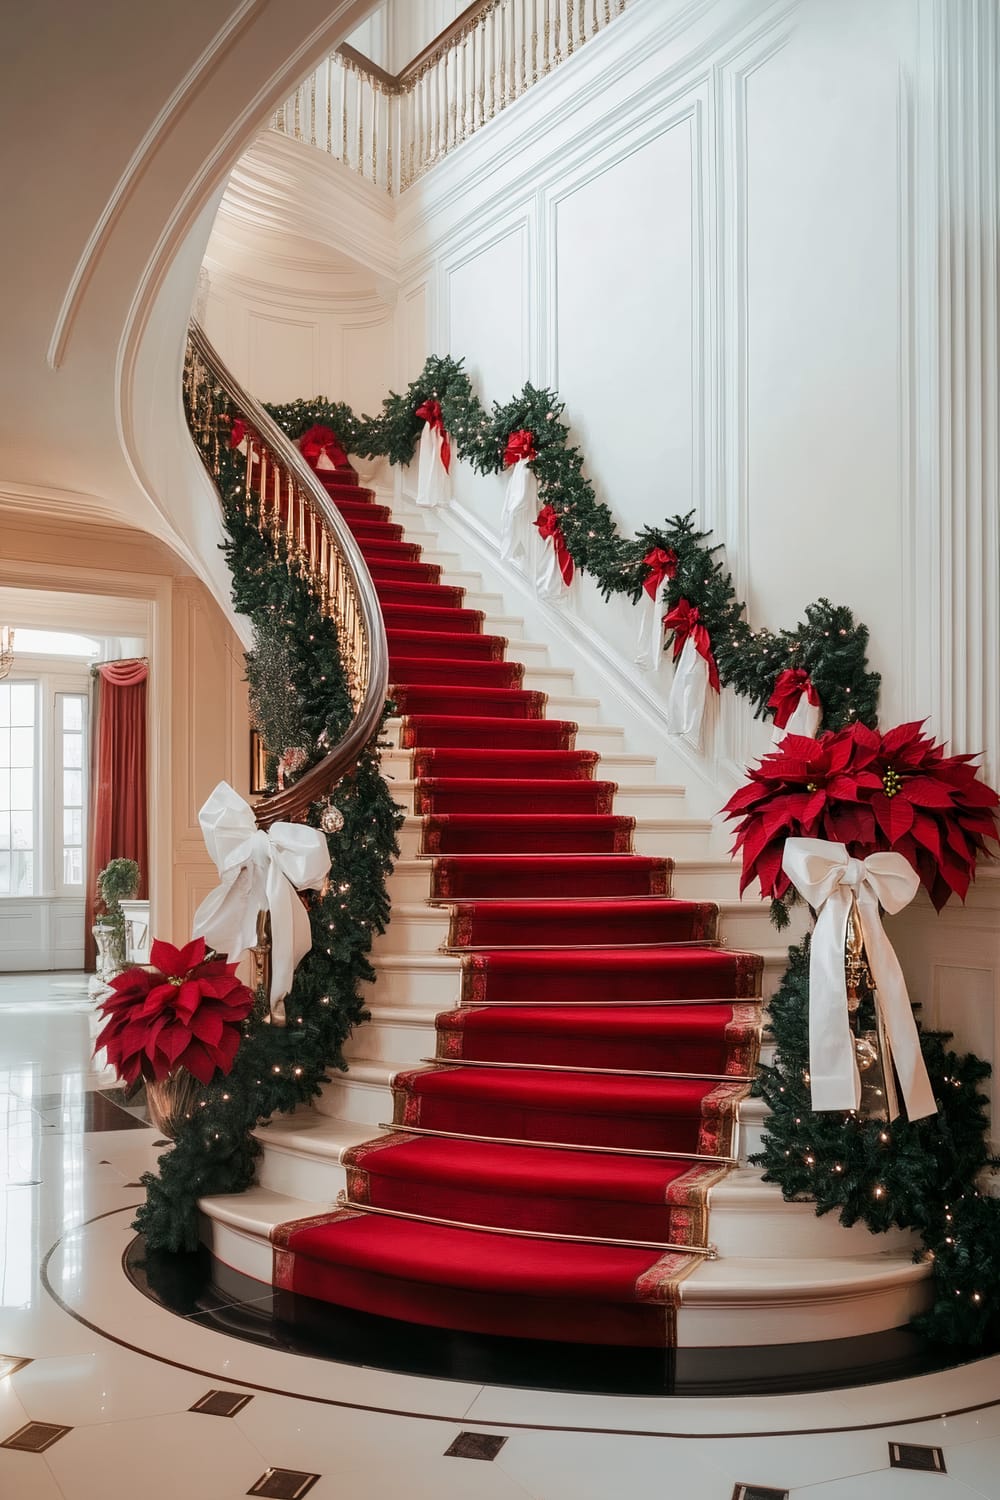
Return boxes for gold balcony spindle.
[326,55,333,154]
[293,82,302,140]
[371,81,378,185]
[309,71,317,147]
[259,448,269,524]
[477,22,487,127]
[579,0,586,47]
[553,0,561,64]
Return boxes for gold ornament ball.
[321,802,345,834]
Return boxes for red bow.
[663,598,720,691]
[534,504,575,586]
[642,546,678,599]
[503,429,537,468]
[230,417,248,449]
[767,667,820,729]
[415,399,451,473]
[299,424,348,469]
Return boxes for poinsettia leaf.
[149,938,186,977]
[174,936,208,973]
[188,1009,225,1047]
[899,776,957,809]
[879,720,927,757]
[910,811,943,858]
[176,1039,216,1086]
[871,792,915,844]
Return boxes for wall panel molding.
[911,0,1000,779]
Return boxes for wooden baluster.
[293,82,303,139]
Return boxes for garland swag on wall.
[266,361,881,738]
[135,403,402,1255]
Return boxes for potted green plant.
[93,857,141,980]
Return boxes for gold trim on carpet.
[633,1250,703,1344]
[725,1002,764,1076]
[733,951,765,996]
[696,1080,750,1156]
[665,1162,732,1247]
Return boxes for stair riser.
[342,1012,439,1064]
[380,750,659,784]
[676,1270,932,1348]
[382,720,628,753]
[709,1200,919,1260]
[371,910,719,956]
[255,1143,348,1203]
[395,818,715,861]
[388,785,683,819]
[362,961,462,1008]
[313,1073,392,1128]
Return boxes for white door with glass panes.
[0,663,90,970]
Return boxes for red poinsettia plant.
[95,937,255,1086]
[722,721,1000,911]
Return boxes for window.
[0,681,38,897]
[58,694,87,889]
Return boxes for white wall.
[201,221,395,410]
[394,0,925,792]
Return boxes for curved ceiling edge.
[46,0,266,371]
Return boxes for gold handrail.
[182,320,389,829]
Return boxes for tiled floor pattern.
[2,971,1000,1498]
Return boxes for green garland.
[266,363,880,733]
[756,941,1000,1345]
[136,391,403,1253]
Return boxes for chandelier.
[0,627,13,681]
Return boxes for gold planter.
[145,1072,202,1139]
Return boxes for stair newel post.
[250,908,274,1021]
[844,890,897,1120]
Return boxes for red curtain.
[84,660,149,970]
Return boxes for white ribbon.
[191,781,332,1025]
[415,421,451,508]
[781,837,937,1121]
[500,459,537,565]
[635,576,669,673]
[665,635,710,750]
[535,526,569,603]
[773,692,822,745]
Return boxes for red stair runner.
[270,461,764,1346]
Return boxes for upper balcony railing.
[270,0,630,193]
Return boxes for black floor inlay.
[889,1442,947,1472]
[123,1235,998,1399]
[247,1468,320,1498]
[445,1432,508,1460]
[1,1421,73,1453]
[190,1389,254,1417]
[733,1486,789,1500]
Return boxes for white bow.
[782,837,936,1121]
[191,781,331,1025]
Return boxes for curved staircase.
[200,467,931,1349]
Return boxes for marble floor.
[3,972,1000,1500]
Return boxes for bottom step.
[272,1208,695,1347]
[200,1184,933,1347]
